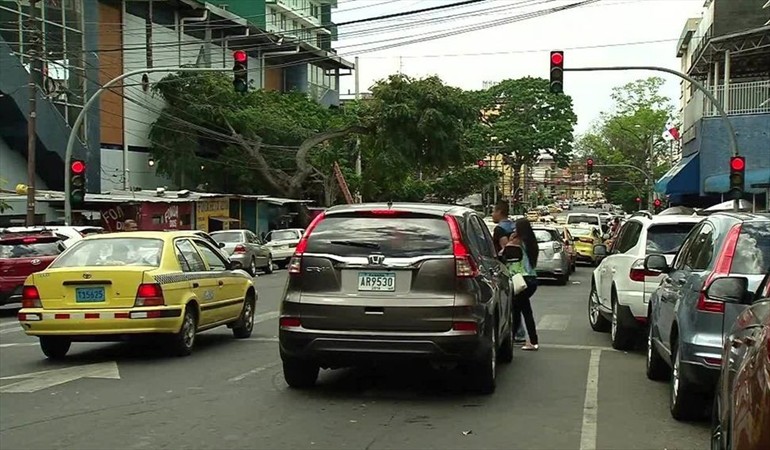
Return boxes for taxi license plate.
[76,287,105,303]
[358,272,395,292]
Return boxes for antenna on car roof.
[386,201,393,209]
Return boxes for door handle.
[192,282,199,288]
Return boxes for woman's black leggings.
[512,276,539,345]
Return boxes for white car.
[264,228,304,268]
[587,214,703,350]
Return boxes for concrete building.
[657,0,770,207]
[0,0,352,225]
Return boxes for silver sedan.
[210,229,273,275]
[532,226,571,285]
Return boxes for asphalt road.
[0,265,709,450]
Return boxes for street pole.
[25,0,40,226]
[647,133,654,211]
[63,67,231,225]
[354,56,362,203]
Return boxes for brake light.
[629,259,656,282]
[369,209,403,215]
[697,224,742,314]
[233,244,247,254]
[21,285,42,308]
[293,212,325,256]
[22,237,37,243]
[452,321,478,333]
[279,316,301,328]
[134,283,164,306]
[444,214,479,278]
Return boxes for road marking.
[0,343,37,348]
[241,337,279,342]
[254,311,279,323]
[0,361,120,394]
[537,314,570,331]
[227,361,280,383]
[580,349,601,450]
[542,343,613,351]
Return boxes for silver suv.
[278,203,514,394]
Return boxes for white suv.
[587,214,703,350]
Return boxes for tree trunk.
[290,125,368,194]
[513,161,523,213]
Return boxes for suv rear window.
[0,236,63,259]
[305,216,453,257]
[731,222,770,275]
[646,223,698,255]
[533,229,559,242]
[568,215,599,225]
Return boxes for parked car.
[278,203,514,394]
[210,229,273,275]
[567,225,603,266]
[644,213,770,420]
[531,225,571,285]
[0,231,67,306]
[588,214,702,350]
[264,228,304,269]
[555,225,577,272]
[710,272,770,450]
[17,231,257,359]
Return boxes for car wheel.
[588,283,611,332]
[670,341,705,421]
[40,336,71,360]
[610,295,635,350]
[282,358,319,389]
[498,310,514,364]
[710,393,727,450]
[470,321,497,394]
[557,273,568,286]
[169,307,197,357]
[645,319,669,381]
[232,292,255,339]
[264,255,274,274]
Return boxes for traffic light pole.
[63,67,231,225]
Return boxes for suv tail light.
[21,285,42,308]
[629,259,656,282]
[233,244,247,254]
[279,316,302,328]
[289,212,326,274]
[134,283,164,306]
[444,214,479,278]
[697,223,742,314]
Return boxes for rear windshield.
[305,216,453,257]
[646,223,698,255]
[568,227,593,237]
[211,232,243,243]
[731,222,770,275]
[50,238,164,268]
[533,229,559,242]
[568,215,599,225]
[0,238,63,259]
[267,230,299,242]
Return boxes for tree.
[482,77,577,211]
[428,167,500,204]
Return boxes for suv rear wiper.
[329,240,381,249]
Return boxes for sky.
[332,0,707,136]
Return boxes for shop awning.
[704,167,770,194]
[655,152,700,196]
[209,217,240,223]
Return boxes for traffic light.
[232,50,248,93]
[653,198,662,213]
[586,158,594,175]
[549,51,564,94]
[70,159,86,208]
[728,156,745,199]
[477,159,487,168]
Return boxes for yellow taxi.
[566,225,603,266]
[17,231,257,359]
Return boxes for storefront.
[99,202,192,231]
[195,197,235,232]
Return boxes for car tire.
[557,273,568,286]
[249,257,258,276]
[670,341,706,421]
[645,319,669,381]
[40,336,71,360]
[610,295,635,350]
[169,307,197,357]
[710,392,727,450]
[232,292,256,339]
[264,255,274,274]
[470,322,497,395]
[588,283,611,332]
[282,358,319,389]
[498,310,514,364]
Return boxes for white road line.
[227,361,280,383]
[542,343,613,351]
[0,321,19,329]
[0,327,21,335]
[254,311,279,323]
[537,314,571,331]
[580,349,602,450]
[0,343,37,348]
[241,337,279,342]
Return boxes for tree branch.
[224,119,289,194]
[290,125,368,190]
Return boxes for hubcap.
[589,288,600,324]
[647,327,653,367]
[250,259,257,273]
[244,301,254,331]
[183,313,195,348]
[491,328,496,378]
[672,350,680,404]
[611,302,617,340]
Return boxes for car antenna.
[387,201,393,210]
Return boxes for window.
[646,222,698,255]
[51,238,163,268]
[266,230,299,242]
[731,222,770,275]
[175,239,206,272]
[211,231,245,244]
[672,224,701,270]
[533,229,560,243]
[468,216,495,259]
[195,241,228,271]
[0,237,64,258]
[686,223,715,271]
[616,222,642,254]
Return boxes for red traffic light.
[551,52,563,65]
[71,160,85,174]
[635,197,641,203]
[477,160,486,167]
[730,156,745,171]
[233,50,247,63]
[586,158,594,166]
[654,199,662,207]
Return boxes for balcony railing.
[683,80,770,136]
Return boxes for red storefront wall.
[100,202,192,232]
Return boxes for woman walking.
[508,218,540,351]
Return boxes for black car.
[278,203,514,394]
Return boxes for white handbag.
[511,273,527,295]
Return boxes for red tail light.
[629,259,656,282]
[452,321,478,333]
[134,283,164,307]
[21,285,42,308]
[369,209,403,215]
[444,214,479,278]
[290,213,326,274]
[233,244,247,253]
[697,224,742,314]
[279,316,302,328]
[22,237,37,243]
[579,237,594,244]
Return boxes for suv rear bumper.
[279,329,488,367]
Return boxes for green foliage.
[428,168,499,204]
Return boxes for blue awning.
[704,168,770,194]
[655,152,700,196]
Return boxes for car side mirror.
[593,244,607,257]
[705,276,751,304]
[644,254,670,274]
[228,260,244,271]
[218,242,226,248]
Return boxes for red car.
[0,232,65,306]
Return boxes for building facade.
[658,0,770,207]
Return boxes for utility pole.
[647,133,654,211]
[354,56,362,203]
[25,0,40,226]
